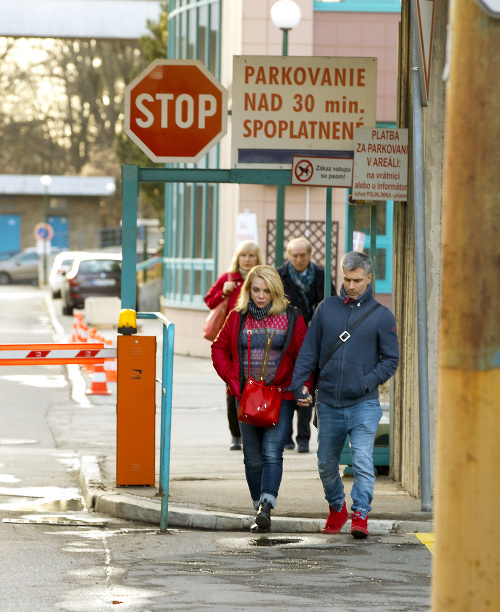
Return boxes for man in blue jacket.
[290,251,399,539]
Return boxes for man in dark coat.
[277,237,336,452]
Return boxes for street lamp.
[270,0,302,56]
[270,0,302,266]
[39,174,52,286]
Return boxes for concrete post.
[432,2,500,610]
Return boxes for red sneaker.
[322,502,348,534]
[350,511,369,539]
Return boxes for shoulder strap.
[319,302,381,372]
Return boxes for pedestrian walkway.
[50,298,433,534]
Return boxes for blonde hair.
[229,241,263,273]
[235,265,288,316]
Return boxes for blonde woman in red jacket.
[211,265,311,531]
[204,241,263,451]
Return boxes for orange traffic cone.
[85,363,112,396]
[103,338,117,382]
[70,317,79,342]
[78,324,89,343]
[104,357,117,383]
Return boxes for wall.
[313,11,400,122]
[392,1,447,497]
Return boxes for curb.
[79,456,433,534]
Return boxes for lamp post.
[39,174,52,286]
[271,0,302,56]
[270,0,302,266]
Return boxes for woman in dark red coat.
[212,265,312,532]
[204,241,263,450]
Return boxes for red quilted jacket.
[211,306,312,400]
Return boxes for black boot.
[255,500,273,529]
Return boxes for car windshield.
[78,259,121,274]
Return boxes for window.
[165,0,221,308]
[349,200,394,294]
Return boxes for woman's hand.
[223,280,236,295]
[297,385,313,406]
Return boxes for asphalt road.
[0,285,432,611]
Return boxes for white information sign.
[291,156,353,187]
[236,211,259,244]
[352,128,409,201]
[231,55,377,169]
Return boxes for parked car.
[49,251,91,298]
[0,246,66,285]
[60,253,122,315]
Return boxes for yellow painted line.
[414,533,434,554]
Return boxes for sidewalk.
[51,302,433,534]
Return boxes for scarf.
[247,299,272,320]
[239,267,249,279]
[288,261,315,315]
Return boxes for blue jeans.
[316,399,382,517]
[238,399,295,509]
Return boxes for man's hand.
[297,385,313,406]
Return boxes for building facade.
[162,0,402,358]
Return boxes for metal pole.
[410,12,432,513]
[159,320,175,531]
[324,188,332,298]
[281,28,289,56]
[370,204,377,297]
[121,165,139,310]
[432,2,500,609]
[274,27,289,268]
[275,184,285,267]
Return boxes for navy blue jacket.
[277,262,336,326]
[290,284,399,407]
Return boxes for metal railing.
[137,311,175,532]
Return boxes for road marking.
[415,532,434,553]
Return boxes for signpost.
[34,222,53,286]
[231,55,377,168]
[124,59,228,163]
[352,128,409,201]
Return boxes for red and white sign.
[236,211,258,244]
[352,128,409,201]
[291,156,353,187]
[124,59,228,163]
[34,222,53,241]
[231,55,377,169]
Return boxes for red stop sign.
[124,59,228,163]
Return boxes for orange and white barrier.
[0,343,116,366]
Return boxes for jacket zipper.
[335,305,352,401]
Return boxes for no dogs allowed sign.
[291,156,353,187]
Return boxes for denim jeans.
[316,399,382,517]
[238,399,295,509]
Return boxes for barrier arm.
[0,343,115,366]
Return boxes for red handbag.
[238,328,282,427]
[203,298,229,341]
[203,274,234,342]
